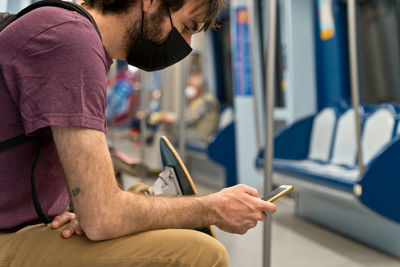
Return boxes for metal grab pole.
[248,0,262,152]
[263,0,278,267]
[178,62,187,161]
[347,0,364,176]
[139,71,148,166]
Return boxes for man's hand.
[206,184,276,235]
[51,211,84,238]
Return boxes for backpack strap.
[30,137,52,224]
[0,134,35,153]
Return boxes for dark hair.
[83,0,224,31]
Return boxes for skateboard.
[159,136,216,238]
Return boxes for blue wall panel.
[315,0,351,110]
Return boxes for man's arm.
[51,126,276,241]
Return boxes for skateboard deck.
[159,136,216,238]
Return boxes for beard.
[123,6,169,58]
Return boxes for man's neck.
[78,1,134,59]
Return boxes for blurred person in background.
[160,71,220,142]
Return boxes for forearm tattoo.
[72,188,81,197]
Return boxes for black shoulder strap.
[0,0,101,40]
[30,137,52,224]
[0,134,35,153]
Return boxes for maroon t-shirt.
[0,6,113,229]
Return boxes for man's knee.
[185,230,228,267]
[202,236,229,267]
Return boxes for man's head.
[83,0,224,70]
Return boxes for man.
[160,71,220,142]
[0,0,276,266]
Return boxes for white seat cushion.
[307,164,359,181]
[330,109,358,167]
[362,108,395,165]
[275,159,324,168]
[308,108,336,162]
[274,159,359,181]
[218,107,233,130]
[397,120,400,136]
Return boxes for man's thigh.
[0,224,228,267]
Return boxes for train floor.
[108,130,400,267]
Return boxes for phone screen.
[261,185,293,202]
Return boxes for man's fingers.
[264,201,276,213]
[254,211,267,221]
[51,212,83,238]
[52,212,83,238]
[51,211,75,228]
[255,198,276,214]
[62,224,75,238]
[75,227,84,236]
[51,216,62,228]
[261,212,267,221]
[61,219,84,238]
[238,184,259,198]
[69,219,84,235]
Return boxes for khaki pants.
[0,185,228,267]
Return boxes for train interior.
[2,0,400,266]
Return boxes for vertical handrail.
[248,0,262,152]
[347,0,364,175]
[263,0,278,266]
[178,62,187,161]
[139,71,147,167]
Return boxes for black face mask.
[126,6,193,71]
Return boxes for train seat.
[185,106,234,152]
[271,107,360,191]
[280,107,338,168]
[272,105,397,190]
[256,103,400,257]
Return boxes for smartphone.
[262,185,294,202]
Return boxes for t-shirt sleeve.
[11,14,110,135]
